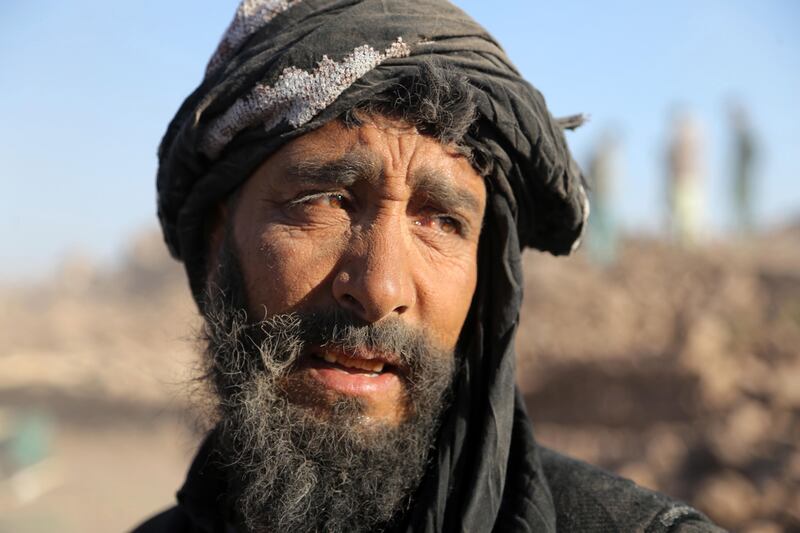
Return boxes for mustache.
[203,297,452,383]
[295,308,438,367]
[261,309,448,374]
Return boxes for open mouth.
[299,347,403,397]
[309,350,397,377]
[308,350,395,376]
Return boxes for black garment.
[132,418,725,533]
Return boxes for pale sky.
[1,0,798,279]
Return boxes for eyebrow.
[410,166,483,216]
[284,150,482,215]
[284,150,381,188]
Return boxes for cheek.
[239,226,346,315]
[416,248,479,348]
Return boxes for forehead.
[260,117,485,195]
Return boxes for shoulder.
[539,447,727,532]
[129,506,197,533]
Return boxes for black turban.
[157,0,589,531]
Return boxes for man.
[135,1,724,531]
[729,101,757,235]
[666,111,705,246]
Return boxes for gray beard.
[199,244,456,533]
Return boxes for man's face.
[219,116,486,426]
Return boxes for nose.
[332,217,416,323]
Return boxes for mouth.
[299,346,403,397]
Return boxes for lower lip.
[304,359,401,396]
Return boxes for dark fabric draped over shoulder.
[156,1,588,531]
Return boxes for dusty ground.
[1,227,798,532]
[518,228,800,532]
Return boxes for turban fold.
[157,1,588,531]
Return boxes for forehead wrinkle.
[410,166,483,214]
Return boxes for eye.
[414,214,464,236]
[289,192,352,211]
[315,193,347,209]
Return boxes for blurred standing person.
[666,111,705,245]
[729,101,757,234]
[587,131,620,266]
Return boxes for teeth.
[315,351,386,373]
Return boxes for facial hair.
[199,242,457,533]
